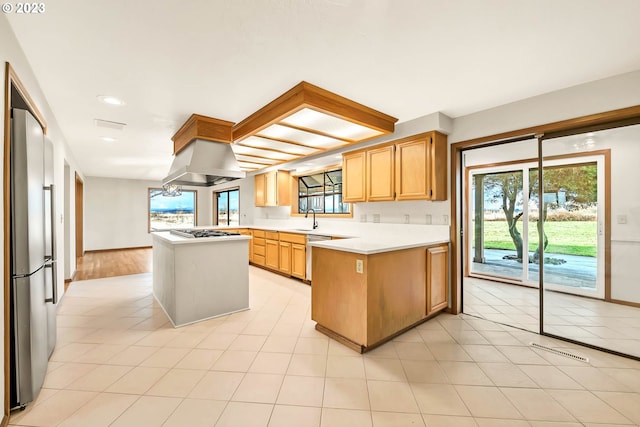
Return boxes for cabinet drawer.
[265,231,279,240]
[253,237,265,246]
[279,232,306,245]
[253,254,265,266]
[254,245,266,256]
[252,229,266,238]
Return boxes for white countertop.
[308,232,449,255]
[155,224,450,254]
[216,225,353,239]
[152,231,251,245]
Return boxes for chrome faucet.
[305,209,318,229]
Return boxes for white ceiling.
[6,0,640,181]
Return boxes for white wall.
[84,177,213,251]
[448,69,640,143]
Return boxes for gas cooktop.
[170,229,241,238]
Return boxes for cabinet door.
[342,151,366,202]
[396,137,429,200]
[428,131,448,201]
[265,239,279,270]
[279,241,292,275]
[276,170,291,206]
[427,245,449,314]
[291,243,306,279]
[367,145,395,201]
[265,171,277,206]
[254,174,266,207]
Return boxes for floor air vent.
[530,342,589,363]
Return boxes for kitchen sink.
[291,228,315,232]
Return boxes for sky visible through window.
[149,189,196,230]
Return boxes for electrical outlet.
[403,214,410,224]
[617,214,628,224]
[356,259,364,274]
[373,214,380,223]
[360,214,367,222]
[425,214,432,224]
[443,215,449,225]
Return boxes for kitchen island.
[310,226,449,353]
[152,231,251,327]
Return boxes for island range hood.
[162,115,245,187]
[162,139,245,187]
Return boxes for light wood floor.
[73,247,153,282]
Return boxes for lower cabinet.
[245,229,306,283]
[252,230,266,266]
[291,243,306,279]
[311,243,449,353]
[247,231,253,262]
[265,238,279,270]
[278,232,307,280]
[427,244,449,314]
[279,241,292,275]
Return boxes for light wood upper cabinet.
[395,137,428,200]
[426,244,449,314]
[428,131,448,201]
[367,145,395,201]
[254,173,266,206]
[342,151,366,203]
[342,131,447,203]
[255,170,291,207]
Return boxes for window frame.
[213,187,241,226]
[292,166,352,217]
[148,187,198,232]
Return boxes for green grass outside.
[479,220,597,257]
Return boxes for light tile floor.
[10,268,640,426]
[464,276,640,358]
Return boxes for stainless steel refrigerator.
[10,108,57,409]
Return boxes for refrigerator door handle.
[44,184,57,304]
[44,262,57,304]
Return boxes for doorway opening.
[74,173,83,259]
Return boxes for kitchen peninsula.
[310,226,450,353]
[152,230,251,327]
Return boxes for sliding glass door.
[463,139,540,332]
[541,124,640,358]
[463,122,640,359]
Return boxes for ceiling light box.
[172,81,398,171]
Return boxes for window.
[298,169,350,214]
[215,188,240,226]
[148,188,197,230]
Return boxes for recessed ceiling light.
[97,95,126,106]
[100,136,117,142]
